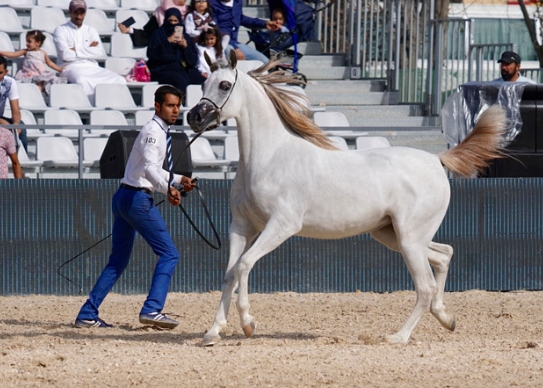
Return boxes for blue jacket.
[209,0,267,45]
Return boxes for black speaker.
[99,130,193,179]
[484,153,543,178]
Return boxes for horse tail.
[438,105,508,177]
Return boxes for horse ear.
[204,51,213,69]
[228,49,237,70]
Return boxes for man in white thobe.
[53,0,126,105]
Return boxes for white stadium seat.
[110,32,148,59]
[115,9,150,32]
[105,57,136,76]
[30,6,67,34]
[17,83,50,113]
[94,83,147,113]
[327,136,349,150]
[49,84,96,112]
[89,109,129,136]
[120,0,158,12]
[44,109,84,138]
[313,111,351,127]
[0,7,25,34]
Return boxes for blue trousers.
[228,42,269,63]
[77,187,180,320]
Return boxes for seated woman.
[118,0,189,48]
[146,8,205,96]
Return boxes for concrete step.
[243,5,270,19]
[308,91,399,106]
[322,105,424,119]
[299,54,346,67]
[305,80,386,93]
[299,66,350,80]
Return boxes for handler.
[75,85,196,329]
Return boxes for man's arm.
[8,152,22,179]
[53,25,78,63]
[74,26,106,59]
[9,99,21,125]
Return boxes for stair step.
[308,91,399,106]
[346,116,437,127]
[243,6,269,19]
[322,105,424,119]
[298,54,346,67]
[305,80,386,93]
[300,66,350,80]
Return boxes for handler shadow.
[0,319,204,344]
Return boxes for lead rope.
[57,131,221,292]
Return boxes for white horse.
[187,51,507,346]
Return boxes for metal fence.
[2,178,543,295]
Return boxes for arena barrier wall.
[1,179,542,295]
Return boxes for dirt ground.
[0,290,542,387]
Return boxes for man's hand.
[168,187,182,206]
[90,41,99,47]
[180,176,197,193]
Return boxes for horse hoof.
[438,315,456,332]
[386,334,408,344]
[448,317,456,332]
[202,333,221,347]
[242,321,256,338]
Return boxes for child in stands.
[197,27,224,78]
[0,30,66,95]
[185,0,229,48]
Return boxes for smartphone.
[173,26,184,41]
[121,16,136,28]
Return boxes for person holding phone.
[146,8,205,97]
[118,0,189,48]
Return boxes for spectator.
[146,8,205,96]
[270,8,289,34]
[209,0,280,62]
[492,51,536,84]
[185,0,220,42]
[0,56,26,153]
[53,0,126,105]
[118,0,189,49]
[0,30,67,95]
[0,126,22,179]
[197,27,225,78]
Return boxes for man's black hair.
[0,55,7,71]
[155,85,183,104]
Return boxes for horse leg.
[428,242,456,331]
[371,225,436,344]
[202,223,258,346]
[390,241,437,344]
[235,220,297,339]
[371,227,454,340]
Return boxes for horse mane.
[245,59,337,150]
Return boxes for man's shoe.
[74,317,113,328]
[139,312,179,329]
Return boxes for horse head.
[187,50,240,134]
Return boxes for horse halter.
[199,69,238,130]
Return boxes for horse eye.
[219,81,232,91]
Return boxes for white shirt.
[0,76,19,117]
[491,75,537,84]
[53,21,107,67]
[121,115,184,195]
